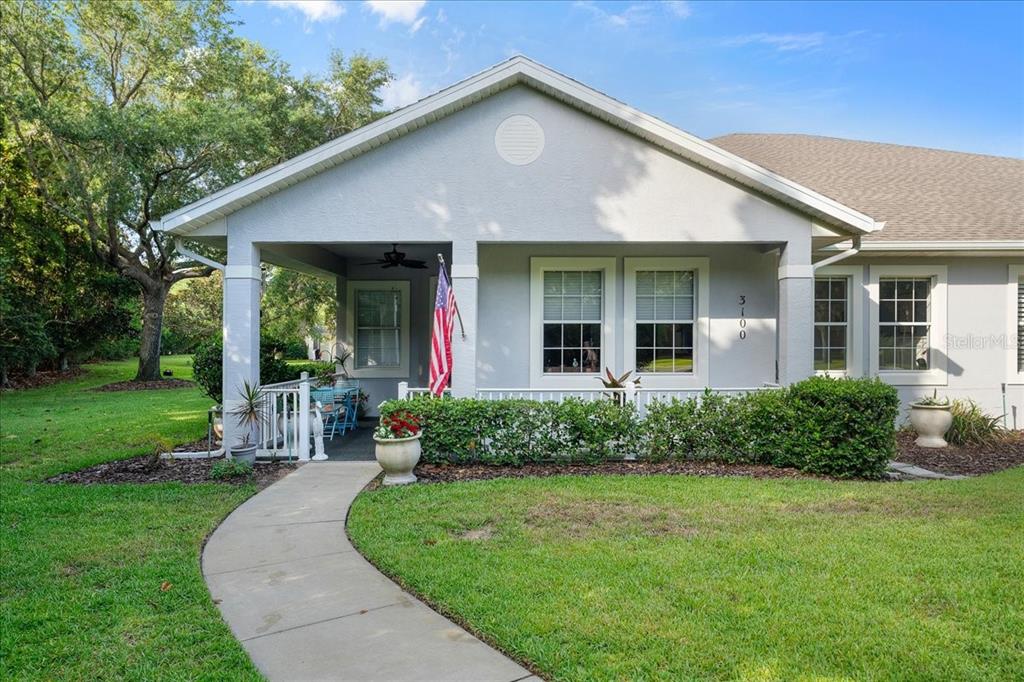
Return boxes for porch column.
[222,240,262,452]
[450,241,478,398]
[777,240,814,385]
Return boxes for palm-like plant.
[597,368,640,406]
[230,380,268,447]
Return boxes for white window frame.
[1010,264,1024,381]
[530,257,616,388]
[623,257,709,388]
[814,265,864,378]
[345,280,410,379]
[868,265,947,386]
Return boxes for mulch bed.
[2,367,85,390]
[93,378,195,392]
[46,456,299,487]
[413,460,819,483]
[896,431,1024,476]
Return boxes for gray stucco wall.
[842,257,1023,426]
[477,243,779,389]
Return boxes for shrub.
[381,377,898,478]
[210,459,254,480]
[191,336,292,403]
[947,400,1004,446]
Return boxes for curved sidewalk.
[203,462,535,682]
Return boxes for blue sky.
[231,1,1024,157]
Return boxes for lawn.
[349,471,1024,681]
[1,357,261,680]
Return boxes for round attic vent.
[494,115,545,165]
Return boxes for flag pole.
[437,254,467,339]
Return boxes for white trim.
[529,257,617,388]
[154,56,880,237]
[624,257,710,388]
[1010,264,1024,381]
[814,265,864,378]
[868,265,948,386]
[451,264,479,279]
[345,280,410,379]
[824,240,1024,253]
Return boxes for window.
[542,271,603,373]
[624,257,709,387]
[869,265,946,386]
[634,271,694,373]
[878,277,931,371]
[814,276,848,372]
[530,257,616,386]
[346,281,410,378]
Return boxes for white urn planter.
[374,433,422,485]
[909,404,953,448]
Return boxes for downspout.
[174,237,225,271]
[812,235,862,271]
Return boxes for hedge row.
[379,376,899,478]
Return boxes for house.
[153,56,1023,451]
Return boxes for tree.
[1,1,391,380]
[163,270,222,353]
[261,268,337,353]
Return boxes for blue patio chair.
[311,388,344,440]
[332,384,360,435]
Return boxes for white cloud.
[266,0,346,22]
[573,1,652,28]
[721,32,828,52]
[664,1,691,19]
[365,1,427,28]
[381,73,425,109]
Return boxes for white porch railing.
[256,372,329,462]
[397,381,780,416]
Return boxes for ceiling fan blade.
[401,260,428,269]
[381,262,399,268]
[358,260,387,266]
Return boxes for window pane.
[543,296,562,320]
[674,323,693,349]
[582,323,601,347]
[564,348,582,372]
[815,280,830,299]
[895,349,914,370]
[880,301,895,323]
[655,296,674,319]
[815,301,830,323]
[895,325,913,348]
[581,271,601,295]
[636,272,655,295]
[563,271,581,295]
[583,348,600,373]
[879,348,895,370]
[563,324,581,348]
[830,301,846,323]
[636,323,654,347]
[543,271,562,295]
[543,324,561,348]
[562,296,581,320]
[914,279,930,299]
[815,325,829,347]
[543,348,562,372]
[914,301,928,323]
[814,348,828,371]
[830,348,846,370]
[655,272,674,296]
[674,347,693,373]
[896,280,913,298]
[830,279,847,299]
[676,271,694,296]
[580,296,601,319]
[636,348,654,372]
[654,348,674,372]
[897,301,913,322]
[829,326,846,349]
[880,279,896,299]
[655,323,673,347]
[636,296,655,319]
[675,296,694,321]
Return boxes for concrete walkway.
[203,462,535,682]
[887,460,968,480]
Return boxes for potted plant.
[910,390,953,448]
[229,380,267,464]
[373,410,423,485]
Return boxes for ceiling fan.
[361,244,428,269]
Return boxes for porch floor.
[323,422,376,461]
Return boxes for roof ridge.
[711,132,1023,162]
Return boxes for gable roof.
[713,133,1024,244]
[154,56,881,236]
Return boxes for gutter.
[813,235,862,271]
[174,238,225,272]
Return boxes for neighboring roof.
[154,56,881,236]
[712,133,1024,244]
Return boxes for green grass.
[1,357,260,680]
[349,472,1024,681]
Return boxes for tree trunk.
[58,352,70,372]
[136,287,167,381]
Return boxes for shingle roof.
[711,133,1024,242]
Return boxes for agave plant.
[597,368,640,406]
[230,380,269,447]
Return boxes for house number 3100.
[738,295,747,340]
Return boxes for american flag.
[429,262,457,396]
